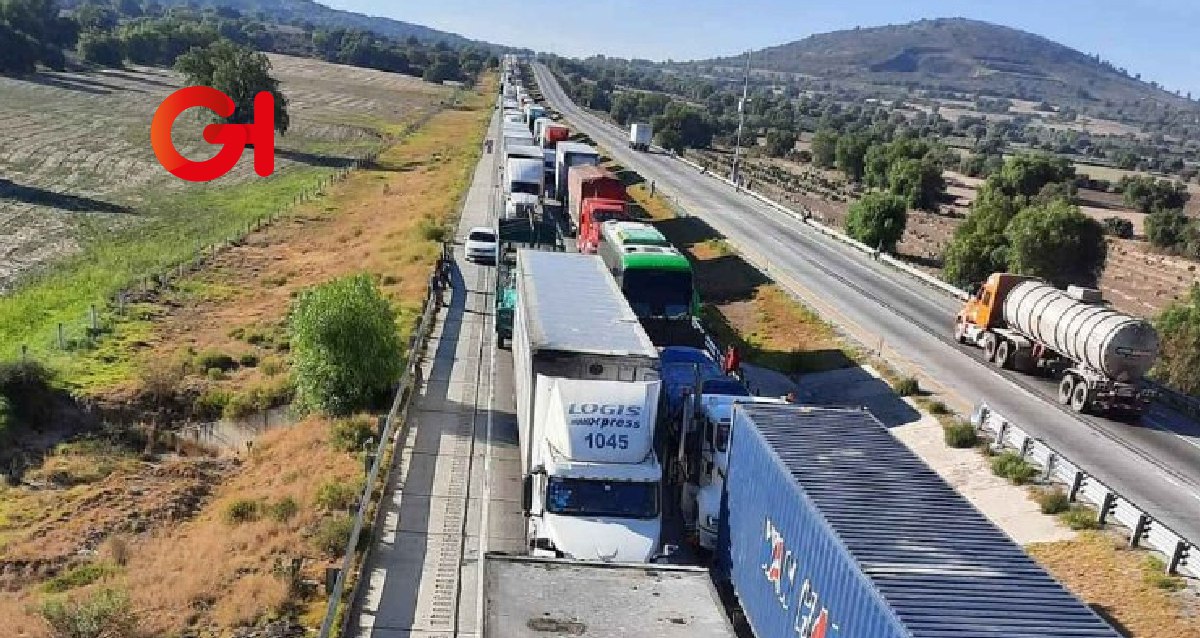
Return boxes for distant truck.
[482,554,736,638]
[955,273,1159,416]
[717,403,1122,638]
[566,165,628,251]
[539,122,569,149]
[629,122,652,151]
[505,157,544,198]
[524,104,546,131]
[554,142,600,208]
[512,250,666,562]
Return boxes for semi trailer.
[955,273,1159,416]
[554,142,600,209]
[505,157,544,198]
[718,403,1122,638]
[482,554,736,638]
[629,122,652,151]
[512,250,667,562]
[567,165,628,250]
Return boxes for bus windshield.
[545,477,659,519]
[622,269,693,318]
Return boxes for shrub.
[316,480,358,511]
[42,562,119,593]
[222,392,261,420]
[260,356,286,377]
[418,217,450,242]
[238,353,260,368]
[989,451,1038,485]
[331,416,376,453]
[40,587,136,638]
[1035,487,1070,514]
[893,376,920,397]
[942,421,978,448]
[1101,216,1135,239]
[195,349,237,372]
[290,275,403,416]
[224,498,260,524]
[206,367,226,381]
[267,496,299,523]
[193,388,231,420]
[313,515,354,557]
[845,193,908,253]
[927,400,950,415]
[1142,555,1186,591]
[1059,505,1101,530]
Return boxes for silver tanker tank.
[1002,280,1159,382]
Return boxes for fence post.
[1129,514,1151,548]
[1068,471,1086,502]
[1168,541,1190,575]
[1042,452,1057,481]
[1097,492,1117,526]
[991,420,1009,453]
[57,323,65,349]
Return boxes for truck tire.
[982,334,998,361]
[1058,375,1075,405]
[1070,383,1092,413]
[995,340,1013,369]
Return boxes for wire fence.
[973,402,1196,578]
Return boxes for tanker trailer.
[954,273,1159,416]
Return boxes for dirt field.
[0,72,493,637]
[0,54,448,292]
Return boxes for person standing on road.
[723,345,742,381]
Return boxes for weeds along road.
[532,64,1200,546]
[350,107,523,638]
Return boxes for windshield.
[623,269,693,318]
[593,209,624,224]
[468,230,495,242]
[545,477,659,519]
[510,181,540,196]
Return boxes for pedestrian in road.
[723,345,742,381]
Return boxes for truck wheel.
[995,340,1013,369]
[1058,375,1075,405]
[982,334,998,361]
[1070,383,1091,413]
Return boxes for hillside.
[143,0,493,48]
[699,18,1192,108]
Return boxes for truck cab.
[955,273,1033,341]
[578,199,628,254]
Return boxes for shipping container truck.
[483,554,736,638]
[554,142,600,208]
[512,250,667,562]
[524,104,546,131]
[505,157,544,198]
[567,165,629,250]
[541,122,570,149]
[718,403,1122,638]
[629,122,652,151]
[955,273,1159,416]
[504,143,543,163]
[597,221,697,320]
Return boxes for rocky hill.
[699,18,1191,107]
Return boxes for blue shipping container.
[718,404,1120,638]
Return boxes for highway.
[532,64,1200,546]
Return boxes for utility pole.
[731,50,752,187]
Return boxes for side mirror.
[521,474,533,514]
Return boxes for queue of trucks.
[480,56,1123,638]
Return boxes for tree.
[810,128,837,168]
[1155,285,1200,395]
[989,154,1075,200]
[942,187,1019,286]
[1118,175,1190,213]
[1005,200,1107,287]
[835,133,871,182]
[1101,216,1135,239]
[888,158,944,211]
[609,92,638,125]
[764,129,796,158]
[422,53,460,83]
[290,274,403,416]
[76,30,123,67]
[74,2,118,31]
[845,193,908,253]
[175,40,290,135]
[1144,207,1194,252]
[653,102,711,152]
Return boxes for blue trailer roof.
[724,404,1120,638]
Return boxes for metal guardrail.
[317,247,454,638]
[972,402,1196,578]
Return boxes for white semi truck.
[629,122,652,151]
[554,142,599,206]
[512,250,667,562]
[505,157,544,199]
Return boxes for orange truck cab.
[956,273,1034,335]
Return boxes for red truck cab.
[578,199,629,253]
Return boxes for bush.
[989,451,1038,485]
[1005,200,1107,288]
[238,353,259,368]
[40,587,136,638]
[893,376,920,397]
[41,563,119,593]
[927,400,950,415]
[418,217,450,242]
[1101,216,1135,239]
[267,496,299,523]
[1154,285,1200,395]
[1142,555,1186,591]
[1035,487,1070,514]
[224,498,260,524]
[942,421,978,448]
[313,515,355,557]
[331,416,376,453]
[222,391,261,420]
[195,349,237,372]
[290,275,403,416]
[260,356,286,377]
[206,367,225,381]
[316,480,358,511]
[1058,505,1101,530]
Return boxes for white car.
[464,226,498,263]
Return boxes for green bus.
[596,221,698,319]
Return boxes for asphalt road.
[532,64,1200,546]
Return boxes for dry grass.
[1028,531,1200,637]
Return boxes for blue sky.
[324,0,1200,96]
